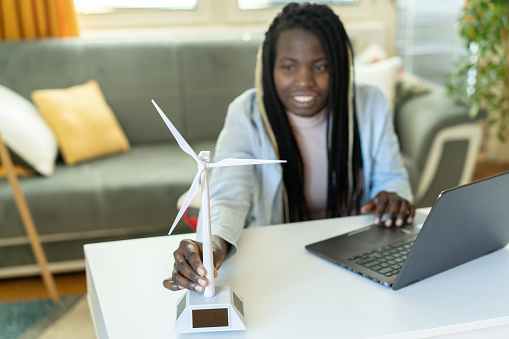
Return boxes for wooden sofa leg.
[0,132,60,303]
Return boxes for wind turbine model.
[152,100,286,333]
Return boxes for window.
[74,1,197,12]
[75,0,374,38]
[238,0,357,10]
[396,0,465,84]
[75,0,212,30]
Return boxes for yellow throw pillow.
[31,80,130,165]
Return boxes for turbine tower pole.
[199,151,215,297]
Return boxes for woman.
[164,3,415,293]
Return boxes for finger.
[211,236,229,273]
[212,248,225,271]
[374,196,388,225]
[186,250,207,277]
[360,200,375,214]
[171,269,205,293]
[162,278,184,291]
[174,252,207,287]
[395,200,410,227]
[180,241,207,277]
[407,205,416,223]
[383,197,401,227]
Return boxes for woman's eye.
[282,64,296,71]
[315,64,328,72]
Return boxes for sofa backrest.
[0,36,261,145]
[177,38,261,142]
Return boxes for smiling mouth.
[293,95,314,103]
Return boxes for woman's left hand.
[360,191,415,227]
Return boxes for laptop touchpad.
[349,225,415,244]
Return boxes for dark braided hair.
[257,2,364,222]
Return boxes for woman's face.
[273,28,329,118]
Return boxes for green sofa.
[0,35,481,277]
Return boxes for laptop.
[305,171,509,290]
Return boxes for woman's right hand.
[162,235,230,292]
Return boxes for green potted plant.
[447,0,509,158]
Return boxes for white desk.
[85,210,509,338]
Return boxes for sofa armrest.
[394,82,483,168]
[394,81,486,206]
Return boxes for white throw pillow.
[0,84,58,176]
[355,55,402,116]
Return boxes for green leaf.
[469,102,481,118]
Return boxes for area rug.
[0,295,95,339]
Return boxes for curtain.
[0,0,79,40]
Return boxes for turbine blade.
[168,170,202,235]
[208,158,286,168]
[152,100,200,163]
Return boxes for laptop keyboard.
[348,241,415,277]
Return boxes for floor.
[0,159,508,304]
[0,272,87,303]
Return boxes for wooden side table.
[0,132,59,303]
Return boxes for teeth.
[294,96,313,103]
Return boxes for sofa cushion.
[31,80,130,165]
[0,84,58,176]
[0,141,216,238]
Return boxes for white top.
[286,109,328,219]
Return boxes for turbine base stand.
[175,285,246,333]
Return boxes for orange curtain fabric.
[0,0,79,40]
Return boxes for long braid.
[258,3,364,222]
